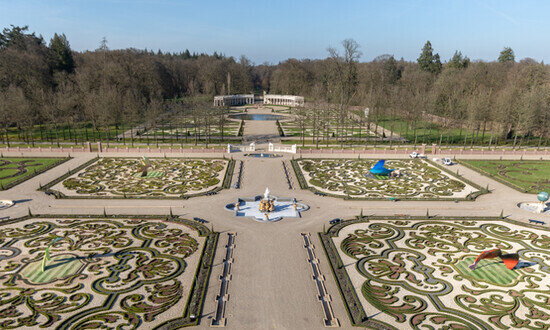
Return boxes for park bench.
[529,219,546,225]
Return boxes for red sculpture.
[469,249,519,270]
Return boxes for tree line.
[0,25,252,146]
[269,40,549,148]
[0,25,548,147]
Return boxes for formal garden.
[320,217,550,329]
[0,157,69,190]
[143,117,242,138]
[0,215,218,328]
[45,157,234,199]
[292,158,483,200]
[278,107,378,139]
[460,159,550,193]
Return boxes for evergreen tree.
[448,50,470,69]
[417,41,442,74]
[49,33,75,73]
[0,25,43,50]
[384,55,402,83]
[498,47,515,63]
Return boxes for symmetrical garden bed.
[280,108,378,138]
[320,217,550,329]
[293,158,483,200]
[460,159,550,193]
[46,157,234,199]
[0,157,69,190]
[0,214,218,328]
[143,117,241,137]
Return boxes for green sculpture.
[41,237,64,272]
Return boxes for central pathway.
[241,107,282,144]
[222,149,324,329]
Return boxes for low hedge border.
[41,157,235,200]
[291,158,489,201]
[424,158,488,199]
[161,217,219,328]
[276,120,285,137]
[222,159,235,189]
[319,215,533,328]
[458,159,530,193]
[237,120,244,136]
[1,156,71,191]
[0,213,218,329]
[40,157,99,193]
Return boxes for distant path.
[241,107,283,146]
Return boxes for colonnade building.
[263,92,305,106]
[213,93,305,107]
[213,94,254,107]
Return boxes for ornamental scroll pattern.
[60,158,228,197]
[298,159,472,199]
[0,218,200,329]
[336,220,550,329]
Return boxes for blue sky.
[1,0,548,64]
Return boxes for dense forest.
[0,25,548,147]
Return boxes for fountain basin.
[225,196,309,222]
[228,114,285,121]
[518,202,550,215]
[244,153,281,158]
[0,200,14,210]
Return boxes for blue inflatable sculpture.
[369,160,394,176]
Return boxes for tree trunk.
[55,124,60,147]
[5,127,9,147]
[481,121,487,144]
[29,127,34,147]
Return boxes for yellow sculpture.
[259,199,274,212]
[259,187,275,212]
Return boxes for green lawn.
[370,114,546,147]
[461,159,550,193]
[0,157,67,188]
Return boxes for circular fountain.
[0,200,14,210]
[225,187,309,222]
[518,191,549,215]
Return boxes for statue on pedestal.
[259,187,275,212]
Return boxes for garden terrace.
[279,107,379,139]
[0,214,218,328]
[143,116,241,138]
[460,159,550,193]
[47,157,233,199]
[0,157,69,190]
[293,158,482,200]
[320,217,550,329]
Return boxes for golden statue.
[259,199,274,212]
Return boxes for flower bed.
[44,157,234,199]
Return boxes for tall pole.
[227,72,231,95]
